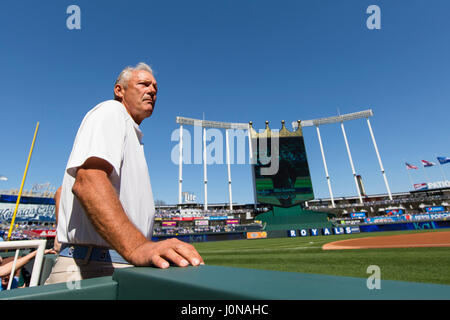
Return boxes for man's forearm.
[0,251,37,277]
[72,167,148,262]
[71,157,204,268]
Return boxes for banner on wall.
[246,231,267,239]
[0,203,55,221]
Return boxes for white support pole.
[7,249,20,290]
[316,125,335,208]
[366,118,393,200]
[225,130,233,210]
[203,127,208,211]
[178,125,183,205]
[340,122,363,204]
[248,128,257,209]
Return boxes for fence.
[0,240,46,289]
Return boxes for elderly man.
[46,63,204,284]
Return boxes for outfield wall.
[152,231,246,243]
[256,206,334,231]
[152,219,450,243]
[359,220,450,232]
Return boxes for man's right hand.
[128,238,204,268]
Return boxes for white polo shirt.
[57,100,155,247]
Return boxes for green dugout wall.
[1,263,450,300]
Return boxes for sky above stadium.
[1,0,450,205]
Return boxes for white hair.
[114,62,154,99]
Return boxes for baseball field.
[194,229,450,285]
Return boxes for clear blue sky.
[1,0,450,205]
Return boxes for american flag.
[421,160,436,167]
[405,162,418,170]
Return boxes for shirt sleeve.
[66,102,125,179]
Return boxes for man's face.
[116,70,158,124]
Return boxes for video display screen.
[251,126,314,208]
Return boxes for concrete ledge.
[113,265,450,300]
[0,265,450,300]
[0,276,117,300]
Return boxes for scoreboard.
[250,122,314,208]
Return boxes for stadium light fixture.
[291,109,373,129]
[291,108,392,203]
[175,117,251,210]
[176,116,249,130]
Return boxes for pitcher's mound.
[322,231,450,250]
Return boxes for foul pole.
[225,129,233,210]
[178,125,183,205]
[8,122,39,241]
[203,127,208,211]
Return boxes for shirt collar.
[133,121,144,143]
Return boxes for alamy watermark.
[366,265,381,290]
[170,127,280,176]
[366,5,381,30]
[66,5,81,30]
[66,265,81,290]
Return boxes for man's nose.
[146,86,156,98]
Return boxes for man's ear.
[114,84,125,101]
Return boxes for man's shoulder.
[81,100,129,125]
[88,100,126,117]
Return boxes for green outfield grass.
[193,229,450,285]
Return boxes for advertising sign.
[0,203,55,221]
[350,212,366,219]
[162,221,177,228]
[194,220,209,226]
[414,183,428,191]
[209,216,227,220]
[24,229,57,238]
[226,219,239,225]
[246,231,267,239]
[386,209,404,215]
[425,206,445,213]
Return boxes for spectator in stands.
[0,249,56,290]
[46,63,204,285]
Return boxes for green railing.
[1,258,450,300]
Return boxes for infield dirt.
[322,230,450,250]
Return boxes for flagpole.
[436,156,448,181]
[405,161,414,190]
[422,161,431,183]
[7,122,39,241]
[407,169,414,189]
